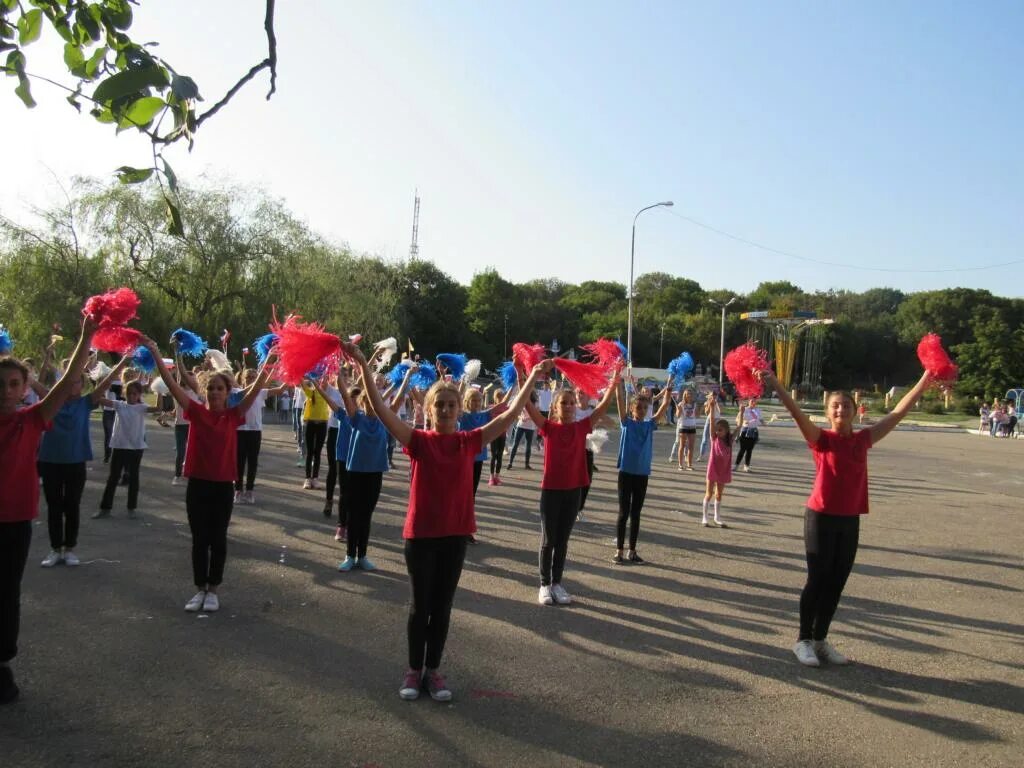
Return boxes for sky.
[3,1,1023,297]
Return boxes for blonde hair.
[199,370,234,392]
[425,381,462,413]
[549,389,576,423]
[463,388,484,410]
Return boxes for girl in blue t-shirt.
[612,377,673,564]
[34,355,128,568]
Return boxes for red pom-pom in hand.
[580,338,626,372]
[917,333,958,382]
[512,342,547,372]
[271,314,341,385]
[552,359,609,400]
[82,288,140,326]
[92,325,141,354]
[724,342,772,399]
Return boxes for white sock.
[713,499,720,521]
[701,498,709,521]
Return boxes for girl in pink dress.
[703,406,745,527]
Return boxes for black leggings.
[40,462,86,550]
[404,536,467,671]
[507,427,534,467]
[472,461,483,497]
[325,427,339,501]
[185,479,234,588]
[0,520,32,663]
[799,509,860,641]
[735,435,757,467]
[100,448,143,511]
[174,424,189,478]
[235,431,262,491]
[616,471,649,550]
[102,410,115,462]
[346,471,382,559]
[579,449,595,510]
[539,488,581,586]
[335,462,349,526]
[304,421,328,478]
[490,436,506,476]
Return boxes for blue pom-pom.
[253,333,278,365]
[0,328,12,355]
[498,360,518,391]
[410,362,438,389]
[305,362,328,381]
[615,339,628,359]
[667,351,694,382]
[388,362,411,387]
[171,328,207,358]
[435,353,467,380]
[228,390,244,407]
[132,345,157,373]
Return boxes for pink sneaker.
[492,475,503,486]
[334,525,346,542]
[487,475,497,486]
[423,669,452,702]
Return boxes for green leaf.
[92,63,168,103]
[114,166,154,184]
[164,195,184,237]
[17,9,43,45]
[90,105,115,123]
[14,76,35,107]
[84,45,106,78]
[122,95,163,127]
[161,157,178,194]
[105,0,132,30]
[5,49,26,77]
[75,6,100,42]
[66,92,81,112]
[170,73,201,101]
[63,42,85,73]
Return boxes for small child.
[702,406,745,527]
[94,380,161,519]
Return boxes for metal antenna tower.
[409,189,420,258]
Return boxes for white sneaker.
[171,476,182,486]
[793,640,821,667]
[202,592,220,612]
[537,586,554,605]
[742,465,750,473]
[310,478,320,490]
[550,583,572,605]
[63,550,80,567]
[245,491,255,504]
[41,550,63,568]
[185,591,206,612]
[813,639,850,665]
[302,479,313,489]
[233,490,243,503]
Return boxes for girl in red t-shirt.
[344,342,549,703]
[145,337,275,614]
[760,368,934,668]
[523,373,620,607]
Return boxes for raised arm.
[37,317,98,423]
[653,378,675,423]
[343,342,413,446]
[481,361,551,444]
[868,370,933,444]
[615,377,627,422]
[142,337,193,410]
[237,355,277,414]
[758,370,820,445]
[387,367,415,414]
[589,370,622,428]
[89,355,130,405]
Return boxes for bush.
[923,400,946,415]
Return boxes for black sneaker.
[322,503,332,518]
[0,666,19,704]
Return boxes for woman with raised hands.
[343,341,549,704]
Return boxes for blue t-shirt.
[38,395,97,464]
[616,417,657,476]
[346,411,390,473]
[459,411,491,461]
[334,409,352,464]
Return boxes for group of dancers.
[0,314,938,705]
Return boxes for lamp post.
[708,297,737,384]
[503,314,508,359]
[626,200,673,370]
[659,322,666,369]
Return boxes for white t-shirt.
[175,390,204,426]
[325,386,341,428]
[537,388,553,412]
[293,387,306,420]
[239,389,269,431]
[575,407,593,422]
[110,401,149,450]
[517,409,537,431]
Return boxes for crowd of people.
[0,318,939,705]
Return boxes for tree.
[465,268,517,361]
[745,280,807,312]
[952,307,1024,398]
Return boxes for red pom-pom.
[580,338,626,371]
[512,342,547,372]
[553,359,609,400]
[724,342,771,399]
[270,314,341,385]
[92,325,141,354]
[82,288,140,326]
[917,333,958,382]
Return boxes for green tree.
[952,307,1024,397]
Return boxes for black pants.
[235,430,262,491]
[174,424,189,477]
[387,432,396,467]
[616,472,649,550]
[490,435,506,476]
[335,462,349,526]
[185,479,234,588]
[305,421,327,479]
[735,435,757,467]
[0,521,32,663]
[472,461,483,497]
[100,449,143,511]
[346,471,382,559]
[508,427,534,467]
[539,488,581,586]
[40,462,86,550]
[579,449,595,510]
[325,426,339,501]
[405,536,467,671]
[800,509,860,641]
[102,410,115,462]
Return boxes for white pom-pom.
[373,337,398,372]
[205,349,232,372]
[151,378,170,396]
[463,359,481,382]
[88,361,112,381]
[586,428,610,454]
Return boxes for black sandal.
[628,552,645,564]
[612,554,624,564]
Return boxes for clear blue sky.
[4,1,1022,296]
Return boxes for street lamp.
[708,297,737,384]
[626,200,673,370]
[659,322,666,369]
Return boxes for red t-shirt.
[183,402,245,482]
[0,404,51,522]
[538,418,592,490]
[403,429,482,539]
[806,428,873,516]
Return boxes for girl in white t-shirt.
[95,381,161,518]
[234,368,286,504]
